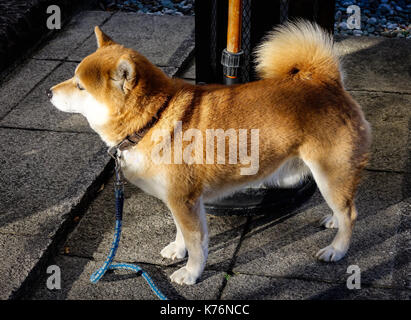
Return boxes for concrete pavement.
[0,10,194,299]
[21,35,411,300]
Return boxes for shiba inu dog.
[48,21,371,285]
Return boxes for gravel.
[98,0,409,39]
[334,0,410,39]
[98,0,194,16]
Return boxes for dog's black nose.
[46,89,53,99]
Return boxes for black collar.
[116,95,171,151]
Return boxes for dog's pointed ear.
[94,26,114,48]
[115,55,137,93]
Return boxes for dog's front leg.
[166,197,208,285]
[160,215,187,260]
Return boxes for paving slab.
[0,62,178,132]
[67,12,194,67]
[63,176,247,272]
[334,36,411,93]
[232,171,410,290]
[0,128,109,298]
[220,274,410,300]
[179,58,195,80]
[26,255,225,300]
[0,233,52,300]
[0,59,60,119]
[0,128,108,237]
[350,91,411,173]
[0,62,90,132]
[33,11,113,60]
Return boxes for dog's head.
[48,26,171,146]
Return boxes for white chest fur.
[119,148,168,202]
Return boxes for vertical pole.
[227,0,242,53]
[222,0,243,85]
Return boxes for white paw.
[170,266,199,285]
[160,242,186,260]
[319,214,339,229]
[316,245,346,262]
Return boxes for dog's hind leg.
[302,154,365,262]
[166,196,208,285]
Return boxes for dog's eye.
[76,83,85,90]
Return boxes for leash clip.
[107,146,124,191]
[107,146,119,162]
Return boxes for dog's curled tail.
[254,20,341,84]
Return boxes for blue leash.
[90,148,168,300]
